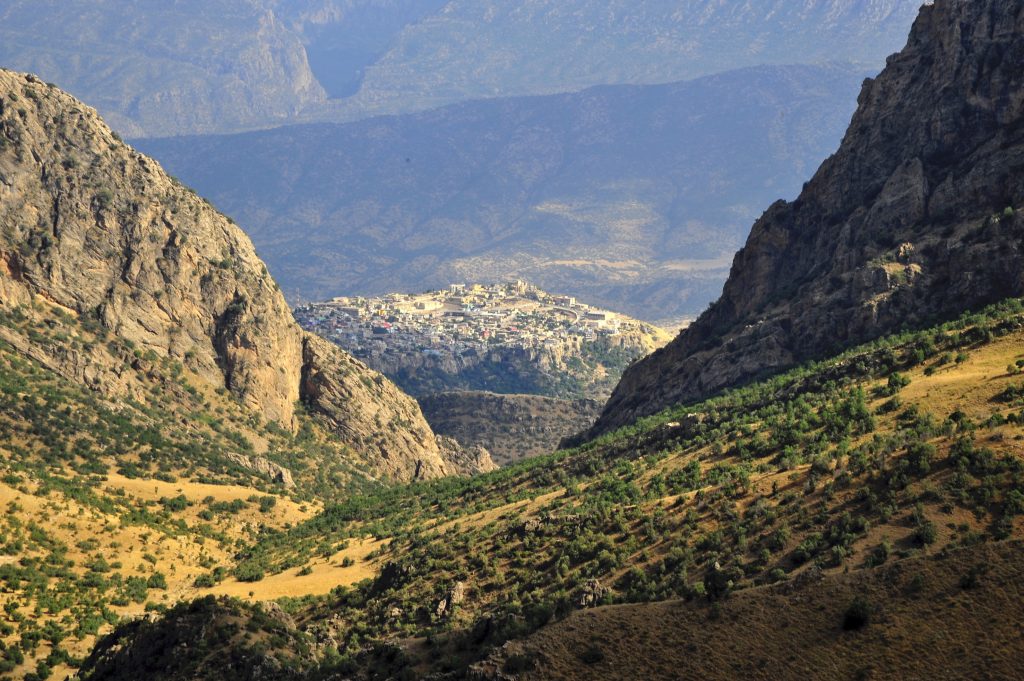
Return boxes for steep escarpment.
[589,0,1024,436]
[0,0,328,137]
[418,391,602,466]
[0,69,486,481]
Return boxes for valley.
[77,296,1024,679]
[137,63,867,320]
[294,283,666,464]
[0,1,1021,680]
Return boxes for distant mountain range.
[0,0,326,137]
[5,2,1024,680]
[329,0,926,121]
[138,63,868,320]
[0,0,923,136]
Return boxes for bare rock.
[0,69,472,483]
[577,579,606,608]
[225,453,294,488]
[589,0,1024,437]
[435,581,467,619]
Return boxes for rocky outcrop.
[0,69,482,481]
[419,392,602,466]
[576,579,606,608]
[435,581,467,619]
[588,0,1024,437]
[225,453,294,488]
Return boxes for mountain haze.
[2,0,1023,678]
[0,0,329,138]
[272,0,450,99]
[334,0,926,119]
[589,0,1024,436]
[139,64,867,320]
[0,0,922,136]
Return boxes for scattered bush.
[842,596,871,630]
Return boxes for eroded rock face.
[0,69,485,481]
[419,392,602,466]
[225,453,295,488]
[435,581,467,619]
[589,0,1024,437]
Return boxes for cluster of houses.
[293,281,632,365]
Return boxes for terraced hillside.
[76,298,1024,680]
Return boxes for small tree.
[843,596,871,630]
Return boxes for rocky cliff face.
[0,69,489,481]
[589,0,1024,436]
[418,392,602,466]
[0,1,328,137]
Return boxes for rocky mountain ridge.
[138,63,867,319]
[0,1,922,137]
[333,0,924,121]
[0,68,490,481]
[0,0,329,137]
[588,0,1024,437]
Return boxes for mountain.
[587,0,1024,437]
[0,68,490,483]
[7,1,1024,679]
[295,283,671,400]
[330,0,925,120]
[138,63,867,320]
[0,0,330,138]
[0,1,922,137]
[418,392,602,466]
[271,0,450,99]
[74,294,1024,679]
[476,540,1024,680]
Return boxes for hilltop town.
[294,282,671,399]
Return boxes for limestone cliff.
[0,69,490,481]
[589,0,1024,436]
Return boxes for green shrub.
[842,596,871,630]
[578,645,604,664]
[235,561,265,583]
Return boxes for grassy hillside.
[0,296,401,680]
[478,539,1024,680]
[75,296,1024,679]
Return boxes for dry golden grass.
[203,538,385,602]
[0,467,319,679]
